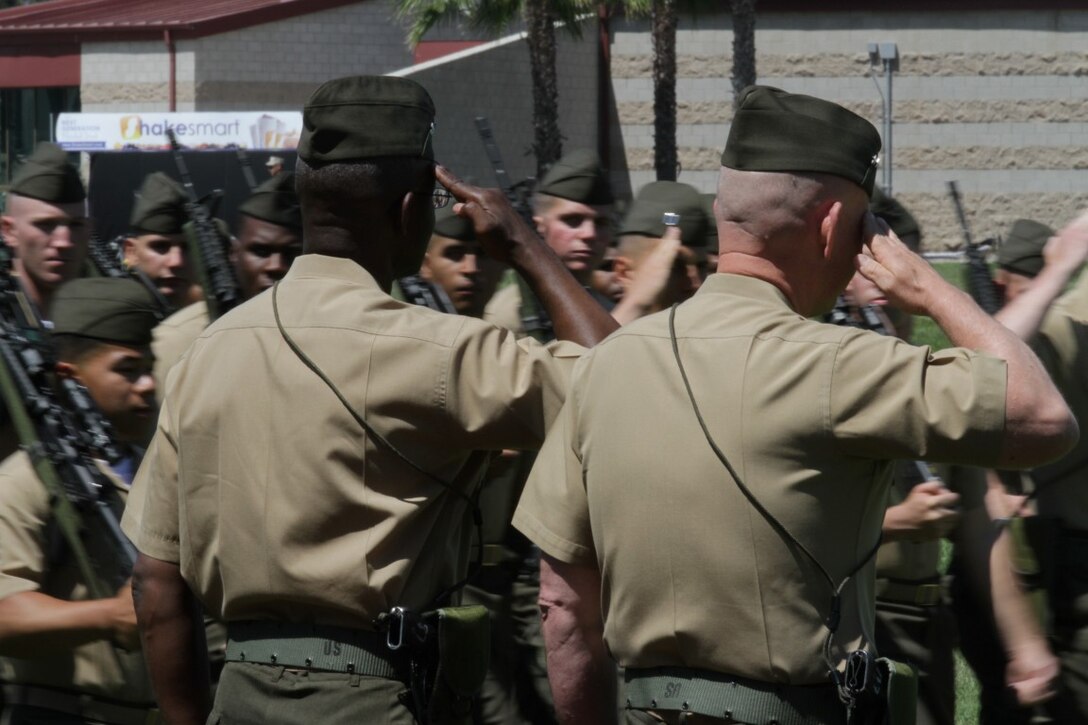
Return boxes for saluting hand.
[435,165,538,265]
[855,212,953,317]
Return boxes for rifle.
[86,234,173,316]
[948,181,1002,315]
[165,129,242,320]
[473,117,552,341]
[236,148,258,193]
[396,274,456,314]
[0,242,135,600]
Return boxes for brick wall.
[611,9,1088,249]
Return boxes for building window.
[1,86,80,184]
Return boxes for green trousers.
[208,661,469,725]
[873,597,956,725]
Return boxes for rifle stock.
[165,129,242,320]
[948,181,1002,315]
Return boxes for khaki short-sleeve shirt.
[514,273,1006,684]
[1031,272,1088,527]
[122,254,583,629]
[151,300,209,402]
[0,452,155,704]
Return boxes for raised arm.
[856,215,1078,469]
[437,165,619,347]
[995,210,1088,340]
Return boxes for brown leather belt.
[1,683,159,725]
[874,579,943,607]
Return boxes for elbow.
[1002,397,1079,469]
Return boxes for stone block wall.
[611,9,1088,250]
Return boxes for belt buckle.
[915,583,942,606]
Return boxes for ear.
[55,360,80,383]
[419,252,434,281]
[122,237,137,267]
[533,215,546,237]
[229,235,241,265]
[818,200,844,262]
[0,215,15,249]
[612,256,635,287]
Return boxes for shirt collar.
[282,254,384,290]
[696,272,794,311]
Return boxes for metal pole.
[883,58,893,195]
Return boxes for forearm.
[132,554,210,725]
[926,284,1076,468]
[512,242,619,347]
[990,527,1048,657]
[0,591,115,656]
[539,555,616,725]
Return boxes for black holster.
[381,605,490,725]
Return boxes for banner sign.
[55,112,302,152]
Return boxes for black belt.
[624,667,844,725]
[225,621,406,677]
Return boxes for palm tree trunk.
[525,0,563,176]
[652,0,678,181]
[730,0,757,110]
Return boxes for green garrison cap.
[238,171,301,231]
[50,278,162,347]
[870,187,921,249]
[701,193,718,248]
[130,172,187,236]
[298,75,436,164]
[620,181,708,247]
[536,149,614,205]
[722,86,882,195]
[998,218,1054,278]
[432,205,474,242]
[8,142,85,204]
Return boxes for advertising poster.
[55,111,303,151]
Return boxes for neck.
[717,253,800,312]
[13,262,48,315]
[304,225,397,293]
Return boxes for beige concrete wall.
[611,9,1088,249]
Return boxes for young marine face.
[123,232,193,307]
[534,198,613,283]
[233,216,302,299]
[61,343,157,445]
[421,234,484,315]
[0,195,90,294]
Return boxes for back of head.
[294,75,437,267]
[998,218,1054,279]
[7,142,85,207]
[620,181,708,249]
[717,86,882,244]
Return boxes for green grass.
[914,260,982,724]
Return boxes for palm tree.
[730,0,757,108]
[651,0,678,181]
[397,0,595,176]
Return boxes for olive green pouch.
[426,605,490,722]
[880,658,918,725]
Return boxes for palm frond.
[395,0,476,46]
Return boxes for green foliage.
[396,0,598,46]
